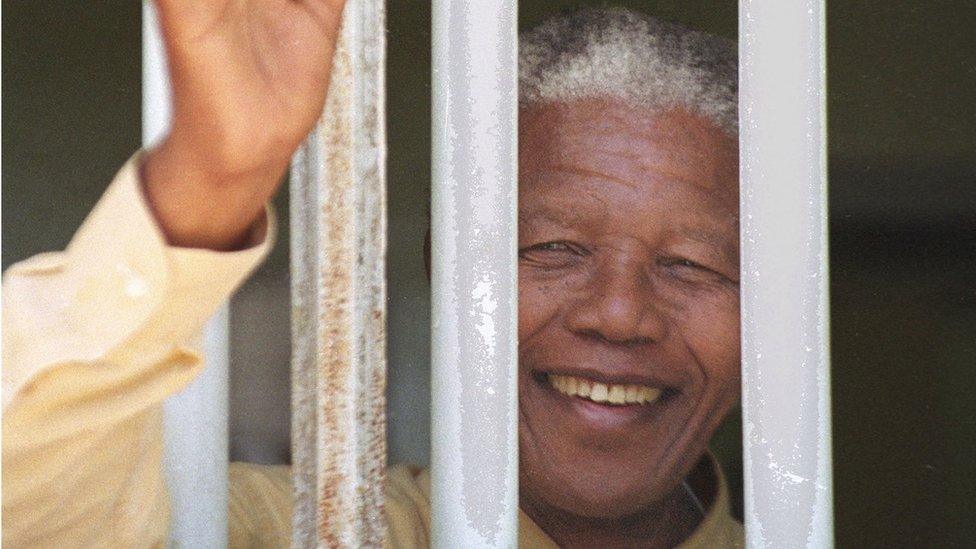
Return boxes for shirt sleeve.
[2,152,275,547]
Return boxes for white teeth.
[608,385,626,404]
[566,377,578,395]
[548,374,662,405]
[578,380,591,397]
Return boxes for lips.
[531,368,679,432]
[549,373,662,405]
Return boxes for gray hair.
[519,7,738,135]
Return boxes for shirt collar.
[417,451,741,548]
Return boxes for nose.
[564,262,668,346]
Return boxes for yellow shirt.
[227,460,742,548]
[2,155,743,547]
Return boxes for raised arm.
[2,1,346,545]
[144,0,346,250]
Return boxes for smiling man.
[515,12,741,547]
[3,5,741,548]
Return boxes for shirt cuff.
[69,150,277,347]
[3,152,276,409]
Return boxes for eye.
[518,241,587,268]
[659,256,730,282]
[670,257,707,270]
[658,256,739,287]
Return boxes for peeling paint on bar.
[430,1,519,547]
[290,0,387,546]
[739,1,833,547]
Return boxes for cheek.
[517,273,566,343]
[670,289,741,385]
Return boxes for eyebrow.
[682,226,726,246]
[521,209,737,250]
[517,207,576,227]
[677,225,739,263]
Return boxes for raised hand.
[143,0,347,250]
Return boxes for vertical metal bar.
[430,1,519,547]
[739,0,833,547]
[143,3,230,547]
[290,0,387,546]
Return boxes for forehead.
[520,99,737,192]
[516,100,740,261]
[518,99,739,221]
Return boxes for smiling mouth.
[548,374,663,406]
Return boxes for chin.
[566,483,663,520]
[521,447,684,520]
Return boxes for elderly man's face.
[517,99,740,520]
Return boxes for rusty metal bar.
[144,4,230,547]
[290,0,387,546]
[430,0,519,547]
[739,0,833,546]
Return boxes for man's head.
[515,8,740,523]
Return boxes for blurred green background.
[3,1,973,546]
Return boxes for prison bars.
[286,0,518,545]
[289,0,388,547]
[143,3,230,547]
[740,1,834,547]
[430,1,520,547]
[286,1,835,546]
[146,0,833,546]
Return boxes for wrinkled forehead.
[518,99,739,209]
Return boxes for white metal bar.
[143,3,230,547]
[289,0,387,546]
[739,0,833,547]
[430,1,519,547]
